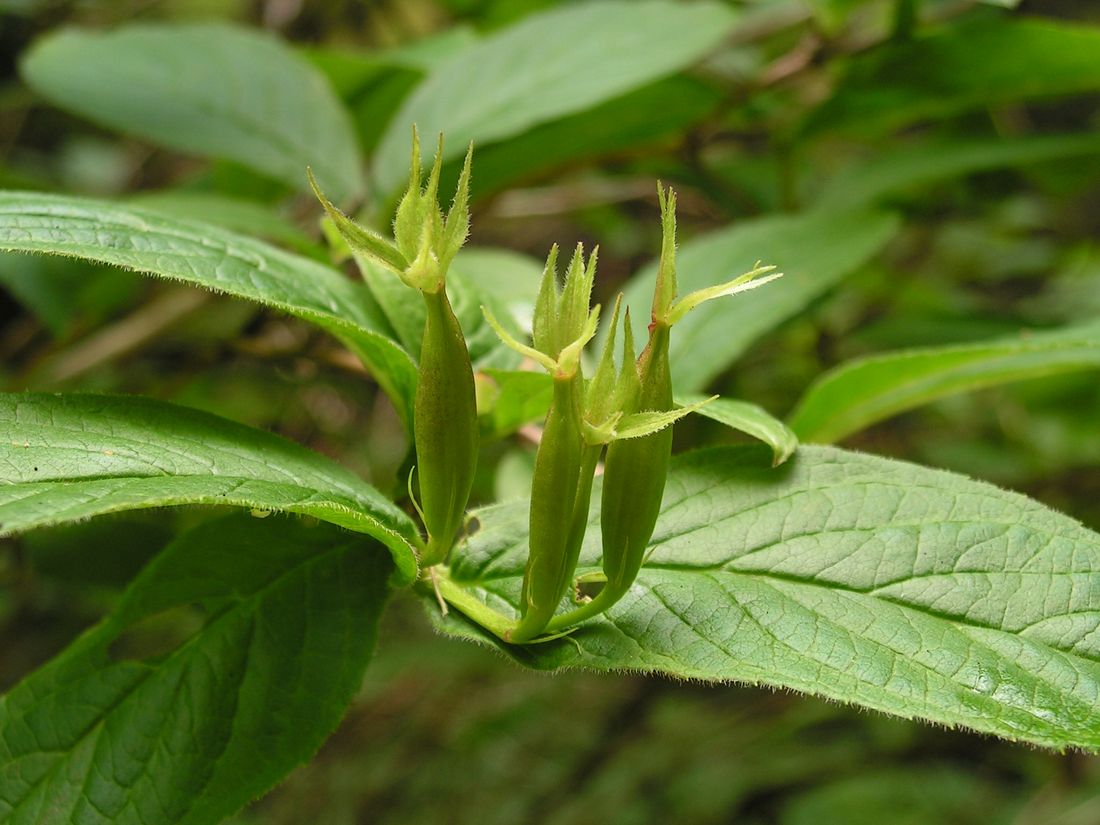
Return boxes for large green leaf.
[0,513,392,824]
[803,18,1100,137]
[0,393,419,582]
[788,319,1100,444]
[0,192,417,425]
[622,209,899,393]
[21,23,363,200]
[812,133,1100,210]
[372,0,737,194]
[432,445,1100,748]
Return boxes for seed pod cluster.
[484,193,742,640]
[486,245,602,642]
[311,129,479,567]
[542,185,782,635]
[580,188,681,623]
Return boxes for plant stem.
[429,566,517,641]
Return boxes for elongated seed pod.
[509,373,587,643]
[543,320,671,634]
[598,322,673,600]
[417,286,479,566]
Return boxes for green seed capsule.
[491,183,779,641]
[510,373,588,643]
[598,322,672,601]
[543,319,670,633]
[312,130,481,568]
[590,184,681,610]
[417,286,479,566]
[546,183,780,633]
[486,244,601,642]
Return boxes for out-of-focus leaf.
[803,18,1100,137]
[372,0,738,194]
[781,765,1004,825]
[813,133,1100,209]
[0,254,137,336]
[0,513,392,825]
[434,445,1100,749]
[453,247,544,328]
[23,516,174,588]
[623,209,899,393]
[789,319,1100,444]
[21,23,363,200]
[478,369,553,438]
[305,51,424,154]
[459,76,722,200]
[306,26,478,96]
[805,0,880,34]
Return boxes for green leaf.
[678,393,797,466]
[0,393,419,583]
[788,319,1100,444]
[623,209,899,393]
[129,191,323,257]
[21,23,363,201]
[812,133,1100,210]
[307,31,482,155]
[781,765,1004,825]
[432,445,1100,748]
[803,18,1100,137]
[477,369,553,439]
[452,247,544,326]
[372,0,738,195]
[0,192,417,426]
[0,513,392,824]
[307,25,478,97]
[457,75,722,200]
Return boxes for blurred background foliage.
[2,0,1100,822]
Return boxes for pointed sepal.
[610,396,716,441]
[482,305,557,372]
[667,262,782,326]
[651,183,678,326]
[308,168,408,275]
